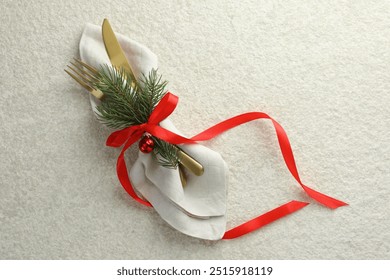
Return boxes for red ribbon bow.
[106,92,347,239]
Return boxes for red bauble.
[139,135,155,153]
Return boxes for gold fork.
[64,58,104,100]
[65,58,205,185]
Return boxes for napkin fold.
[79,23,228,240]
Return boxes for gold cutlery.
[65,59,204,185]
[101,19,205,183]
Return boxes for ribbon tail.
[116,132,152,207]
[270,119,347,209]
[190,112,347,209]
[222,200,309,239]
[302,185,348,209]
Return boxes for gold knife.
[101,19,136,88]
[101,18,204,178]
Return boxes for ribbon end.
[291,200,310,207]
[302,185,348,209]
[326,200,348,209]
[222,200,310,240]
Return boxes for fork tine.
[70,61,98,82]
[67,65,95,86]
[64,69,94,92]
[65,59,104,100]
[73,58,99,75]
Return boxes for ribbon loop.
[147,92,178,125]
[106,126,139,147]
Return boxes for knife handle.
[177,150,204,176]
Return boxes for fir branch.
[152,137,179,169]
[94,66,147,128]
[92,65,179,168]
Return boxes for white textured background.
[1,0,389,259]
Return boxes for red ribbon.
[106,92,347,239]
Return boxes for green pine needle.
[93,65,179,168]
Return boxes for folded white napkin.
[79,23,228,240]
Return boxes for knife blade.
[101,19,204,177]
[102,18,136,86]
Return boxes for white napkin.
[79,23,228,240]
